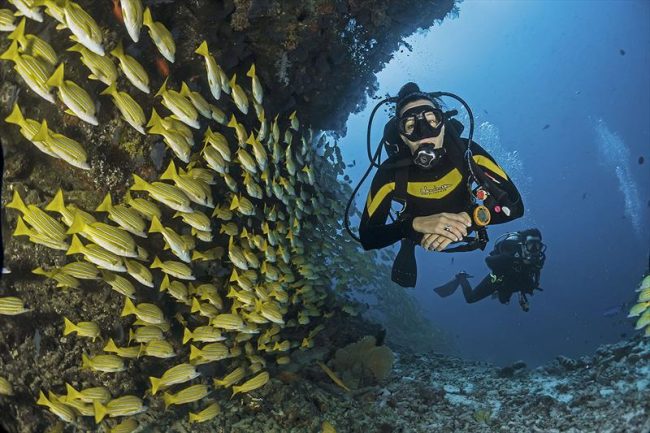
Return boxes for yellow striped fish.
[231,371,269,398]
[160,160,213,208]
[103,338,142,359]
[151,256,195,281]
[163,384,209,408]
[66,234,126,272]
[64,383,111,404]
[148,216,192,263]
[36,390,76,423]
[0,296,30,315]
[95,193,146,238]
[9,17,57,66]
[100,82,146,134]
[149,363,199,396]
[93,395,146,423]
[61,0,104,55]
[124,190,162,221]
[189,401,220,424]
[0,39,54,103]
[124,258,154,287]
[131,174,193,214]
[46,63,98,125]
[81,353,125,373]
[120,298,166,324]
[110,41,149,93]
[155,78,199,129]
[63,317,100,341]
[142,7,175,62]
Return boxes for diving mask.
[398,106,444,141]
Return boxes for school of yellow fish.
[0,1,366,431]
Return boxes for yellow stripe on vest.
[473,155,508,180]
[366,182,395,218]
[406,169,463,199]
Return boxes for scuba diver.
[434,229,547,312]
[345,82,525,287]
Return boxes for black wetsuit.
[358,132,524,251]
[451,229,546,310]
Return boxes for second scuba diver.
[355,82,525,287]
[434,228,547,311]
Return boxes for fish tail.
[149,215,164,234]
[151,255,163,269]
[121,297,138,318]
[0,40,19,61]
[81,353,91,369]
[44,189,66,214]
[246,63,256,78]
[163,392,174,409]
[159,160,177,181]
[146,108,161,129]
[154,77,168,98]
[66,211,86,235]
[128,328,135,344]
[189,412,198,423]
[110,41,124,59]
[31,119,50,142]
[7,190,29,215]
[230,386,240,399]
[66,43,84,53]
[143,7,153,27]
[13,216,33,237]
[189,344,202,361]
[36,390,50,407]
[229,73,236,88]
[4,103,26,128]
[227,114,236,128]
[63,317,77,336]
[99,81,117,97]
[191,250,205,261]
[93,400,107,424]
[64,383,80,401]
[131,174,150,192]
[95,193,113,213]
[104,337,118,353]
[150,376,162,395]
[159,274,170,292]
[190,297,201,313]
[229,195,239,211]
[8,17,26,43]
[45,63,65,88]
[180,82,190,97]
[194,40,209,57]
[182,327,192,344]
[66,234,85,256]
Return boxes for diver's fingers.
[443,212,472,229]
[437,221,464,241]
[421,233,440,251]
[435,217,466,240]
[435,237,454,252]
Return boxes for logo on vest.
[420,184,452,195]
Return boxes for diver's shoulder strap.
[393,164,410,217]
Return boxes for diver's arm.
[469,142,524,224]
[358,170,415,250]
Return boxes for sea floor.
[1,335,649,432]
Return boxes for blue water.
[340,0,650,366]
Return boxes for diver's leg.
[461,274,497,303]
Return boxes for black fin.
[433,277,462,297]
[392,239,417,287]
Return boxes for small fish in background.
[542,124,550,130]
[582,192,587,200]
[602,303,626,318]
[619,48,626,56]
[639,156,644,165]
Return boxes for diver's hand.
[413,212,472,243]
[421,233,456,251]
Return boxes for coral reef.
[331,335,394,389]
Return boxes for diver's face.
[398,99,445,155]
